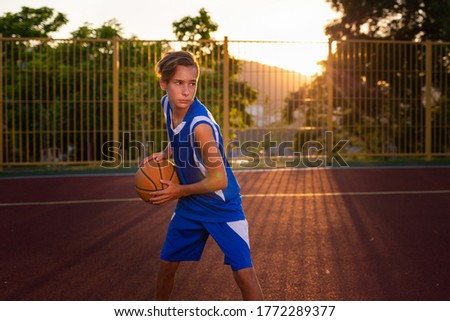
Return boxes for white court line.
[1,164,450,180]
[242,190,450,198]
[0,198,140,207]
[1,190,450,207]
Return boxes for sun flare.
[218,1,338,76]
[228,41,329,76]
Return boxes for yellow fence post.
[326,38,334,165]
[0,33,3,172]
[113,36,120,166]
[223,36,230,154]
[425,41,432,161]
[327,38,334,133]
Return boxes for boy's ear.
[160,79,167,91]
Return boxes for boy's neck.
[172,105,191,128]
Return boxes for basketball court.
[1,166,449,300]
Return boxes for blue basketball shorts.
[160,213,253,271]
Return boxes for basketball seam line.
[157,162,164,189]
[139,167,158,190]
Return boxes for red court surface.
[1,167,450,300]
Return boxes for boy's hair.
[155,51,199,83]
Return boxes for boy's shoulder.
[191,98,209,114]
[188,100,220,132]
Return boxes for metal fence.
[330,40,450,161]
[0,36,449,169]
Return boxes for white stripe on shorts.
[226,219,250,248]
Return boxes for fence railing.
[0,35,449,169]
[329,40,450,161]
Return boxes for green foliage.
[1,6,259,163]
[172,8,257,132]
[0,6,67,37]
[71,19,123,39]
[172,7,218,58]
[330,41,429,154]
[282,1,450,155]
[2,15,164,162]
[173,8,218,42]
[325,0,450,41]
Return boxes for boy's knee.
[233,267,256,285]
[159,260,179,277]
[233,267,264,300]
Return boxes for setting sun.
[228,41,329,76]
[213,0,338,75]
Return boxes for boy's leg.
[155,260,180,300]
[157,214,209,300]
[233,267,263,301]
[203,220,263,300]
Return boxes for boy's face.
[160,65,198,111]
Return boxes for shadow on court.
[0,167,449,300]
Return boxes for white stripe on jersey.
[172,122,186,135]
[163,96,187,135]
[189,116,220,143]
[162,96,169,120]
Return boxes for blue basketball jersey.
[161,95,245,222]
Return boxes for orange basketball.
[135,159,180,202]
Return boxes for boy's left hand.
[149,180,183,205]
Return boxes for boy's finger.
[149,195,167,205]
[140,156,152,166]
[160,179,172,186]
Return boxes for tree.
[316,0,450,156]
[66,21,166,162]
[1,14,147,163]
[1,7,69,163]
[172,7,218,56]
[172,8,257,133]
[0,6,67,38]
[1,7,257,164]
[71,19,123,39]
[325,0,450,41]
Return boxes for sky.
[0,0,341,74]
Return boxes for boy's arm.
[149,123,227,205]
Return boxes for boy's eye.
[172,80,196,86]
